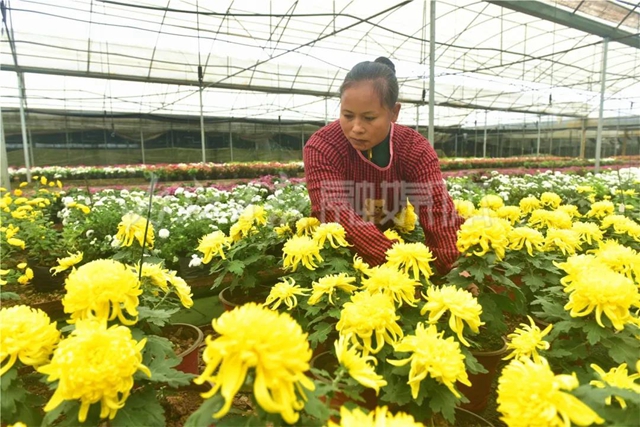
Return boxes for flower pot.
[218,286,269,312]
[458,338,508,413]
[30,264,66,293]
[163,323,204,375]
[429,407,496,426]
[178,256,207,279]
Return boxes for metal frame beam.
[484,1,640,49]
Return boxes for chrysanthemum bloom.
[388,323,470,398]
[590,240,639,281]
[6,237,25,250]
[274,224,293,237]
[353,255,371,275]
[504,316,552,363]
[238,204,267,226]
[385,242,435,281]
[393,202,417,233]
[576,185,594,194]
[133,262,193,308]
[586,200,615,219]
[590,363,640,409]
[295,216,321,236]
[361,264,419,307]
[496,206,522,225]
[600,214,639,238]
[528,209,573,230]
[507,227,545,256]
[0,305,60,376]
[479,194,505,210]
[312,222,351,249]
[327,405,424,427]
[420,285,484,347]
[540,192,562,209]
[264,277,309,310]
[7,422,27,427]
[63,259,142,325]
[456,216,511,260]
[334,334,387,394]
[562,264,640,330]
[454,199,476,219]
[543,228,582,255]
[49,251,83,275]
[282,235,323,271]
[165,272,194,308]
[571,221,604,246]
[337,291,403,355]
[197,231,232,263]
[115,213,155,248]
[194,303,314,424]
[229,218,254,242]
[497,357,604,427]
[308,273,358,305]
[38,320,150,423]
[557,204,581,219]
[383,229,405,243]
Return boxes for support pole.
[0,104,10,191]
[199,85,206,163]
[325,97,328,126]
[17,73,31,181]
[28,129,34,167]
[536,115,541,156]
[229,121,234,162]
[595,37,608,173]
[140,128,146,165]
[580,119,586,159]
[428,0,436,145]
[415,105,419,132]
[622,130,628,156]
[454,133,458,157]
[483,110,487,158]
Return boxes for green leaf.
[607,334,640,366]
[227,260,246,276]
[0,291,20,300]
[0,367,24,419]
[427,383,458,423]
[582,321,611,345]
[522,273,546,291]
[138,335,194,387]
[111,386,165,427]
[138,306,180,327]
[307,322,333,348]
[184,395,224,427]
[303,386,330,424]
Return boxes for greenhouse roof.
[1,0,639,128]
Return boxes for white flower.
[188,255,202,267]
[159,228,170,239]
[86,230,95,238]
[110,237,121,248]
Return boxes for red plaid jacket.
[303,120,463,274]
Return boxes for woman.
[303,57,463,274]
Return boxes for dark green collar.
[367,132,391,167]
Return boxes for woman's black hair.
[339,57,398,110]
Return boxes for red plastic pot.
[458,338,508,413]
[164,323,204,375]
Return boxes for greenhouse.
[1,1,640,426]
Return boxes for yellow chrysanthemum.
[7,238,25,250]
[197,231,232,264]
[571,221,604,246]
[420,285,484,347]
[295,216,321,236]
[543,228,582,255]
[328,406,424,427]
[353,255,371,275]
[384,242,435,281]
[457,216,511,260]
[557,204,581,219]
[393,201,417,233]
[194,303,314,424]
[590,363,640,409]
[238,204,267,227]
[264,277,309,310]
[229,219,254,242]
[576,185,594,193]
[454,199,476,219]
[586,200,615,219]
[49,251,83,275]
[507,227,545,256]
[282,235,323,272]
[519,196,542,215]
[274,224,293,237]
[133,262,193,308]
[540,192,562,209]
[7,423,27,427]
[388,323,470,398]
[528,209,573,230]
[479,194,505,210]
[308,273,358,305]
[497,357,604,427]
[496,206,521,225]
[504,316,552,363]
[558,257,640,330]
[600,214,640,241]
[115,213,155,248]
[62,259,142,325]
[38,320,150,423]
[337,291,403,355]
[0,305,60,376]
[361,264,419,307]
[590,240,639,281]
[165,272,194,309]
[383,228,405,243]
[312,222,351,249]
[335,334,387,394]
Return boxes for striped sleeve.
[303,135,394,266]
[402,135,463,274]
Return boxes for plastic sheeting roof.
[1,0,639,128]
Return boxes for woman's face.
[339,80,401,152]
